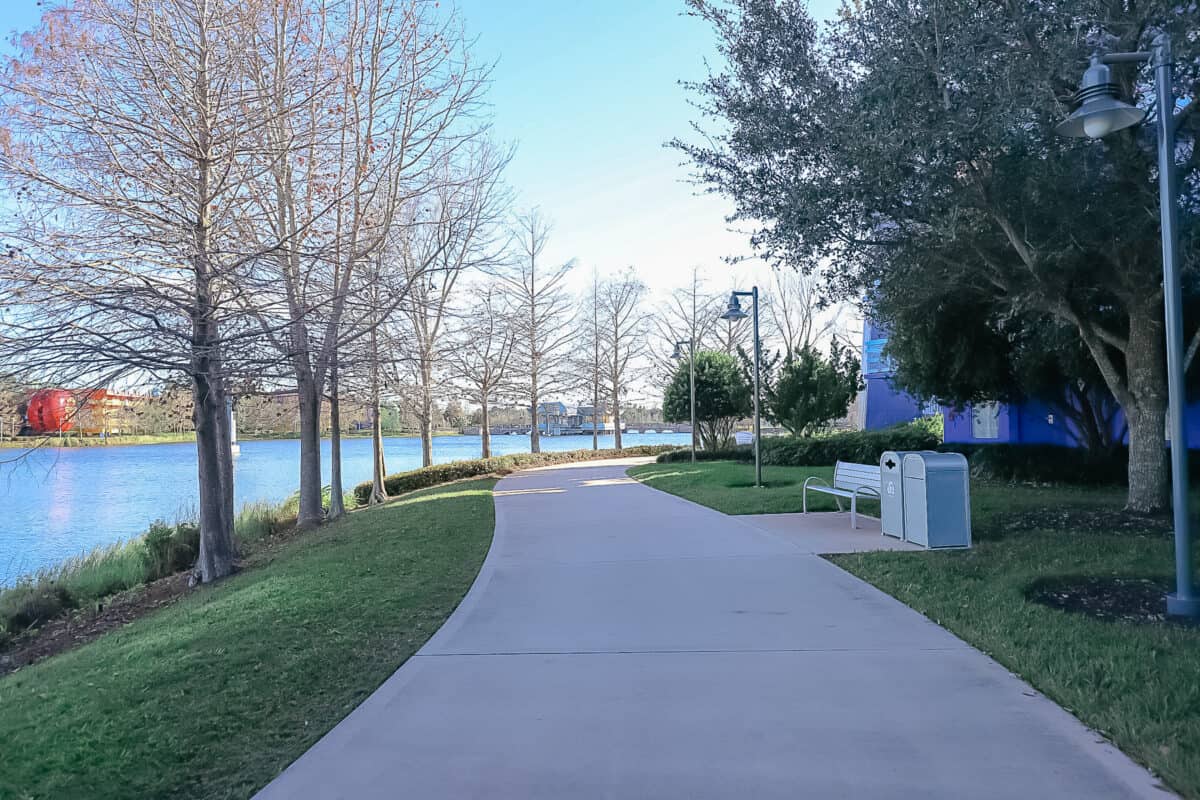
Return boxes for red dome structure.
[26,389,76,434]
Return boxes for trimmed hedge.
[353,445,682,506]
[655,421,939,468]
[656,446,751,463]
[654,423,1194,487]
[940,442,1200,486]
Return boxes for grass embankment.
[0,502,291,644]
[0,479,496,799]
[629,461,1200,798]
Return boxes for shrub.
[654,420,940,467]
[235,502,293,543]
[761,422,941,467]
[0,583,71,633]
[354,445,681,505]
[937,443,1130,485]
[656,446,751,463]
[57,542,148,602]
[140,521,200,580]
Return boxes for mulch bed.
[0,572,193,677]
[997,509,1171,536]
[1026,575,1185,625]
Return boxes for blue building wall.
[943,398,1200,449]
[860,320,928,430]
[859,319,1200,449]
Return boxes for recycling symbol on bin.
[887,483,896,496]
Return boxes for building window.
[971,402,1000,440]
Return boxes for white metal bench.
[802,461,882,529]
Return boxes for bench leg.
[802,487,807,514]
[851,496,857,529]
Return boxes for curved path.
[258,459,1170,799]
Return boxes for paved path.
[258,460,1170,799]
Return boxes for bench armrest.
[803,476,832,491]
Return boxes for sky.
[452,0,841,297]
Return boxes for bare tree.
[0,0,303,581]
[241,0,489,526]
[448,282,516,458]
[650,268,751,379]
[393,145,509,466]
[498,210,577,453]
[763,268,842,354]
[578,269,605,450]
[599,270,647,449]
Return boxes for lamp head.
[721,293,748,321]
[670,342,684,360]
[1056,56,1146,138]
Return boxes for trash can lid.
[901,452,967,476]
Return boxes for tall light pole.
[671,339,697,462]
[1056,32,1198,619]
[722,287,761,487]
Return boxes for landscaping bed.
[0,479,497,800]
[628,460,1200,798]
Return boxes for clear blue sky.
[1,1,841,296]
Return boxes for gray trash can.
[902,452,971,549]
[879,450,935,539]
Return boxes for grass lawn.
[0,479,497,800]
[630,461,1200,798]
[629,462,878,516]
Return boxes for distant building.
[536,401,620,435]
[859,320,1200,450]
[24,388,147,436]
[858,320,931,430]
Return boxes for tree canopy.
[763,343,863,437]
[675,0,1199,511]
[663,350,751,450]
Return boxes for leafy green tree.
[766,343,863,436]
[884,306,1127,455]
[674,0,1199,511]
[663,350,752,449]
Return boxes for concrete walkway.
[257,459,1170,799]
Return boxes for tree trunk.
[419,358,434,467]
[1124,310,1170,513]
[592,373,599,451]
[529,363,541,454]
[327,358,345,519]
[193,373,235,582]
[370,406,388,506]
[296,376,324,528]
[480,399,491,458]
[612,378,622,450]
[369,329,388,505]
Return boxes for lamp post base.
[1166,592,1200,619]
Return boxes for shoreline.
[0,431,466,450]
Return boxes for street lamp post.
[721,287,762,487]
[1056,32,1198,619]
[671,339,698,462]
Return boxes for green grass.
[1,501,297,635]
[0,479,497,800]
[629,462,881,516]
[630,461,1200,797]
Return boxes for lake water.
[0,432,687,585]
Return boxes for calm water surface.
[0,432,686,584]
